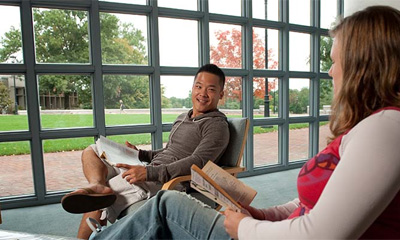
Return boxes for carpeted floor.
[0,168,299,238]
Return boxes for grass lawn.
[0,114,322,156]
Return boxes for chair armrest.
[161,175,192,190]
[222,166,246,175]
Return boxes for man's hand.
[223,208,251,239]
[125,141,138,151]
[116,164,146,183]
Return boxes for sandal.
[61,188,117,214]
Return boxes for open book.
[96,135,144,167]
[190,161,257,212]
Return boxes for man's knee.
[82,146,97,161]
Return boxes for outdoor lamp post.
[10,56,18,115]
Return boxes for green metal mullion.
[21,0,46,202]
[199,0,210,65]
[89,1,106,137]
[309,0,320,157]
[280,0,289,166]
[149,0,163,150]
[242,0,254,173]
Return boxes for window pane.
[38,75,93,129]
[158,0,197,11]
[253,28,279,70]
[254,126,279,167]
[253,78,279,118]
[210,23,242,69]
[104,75,150,126]
[319,121,330,151]
[220,77,242,117]
[252,0,279,21]
[289,32,310,71]
[209,0,241,16]
[159,18,198,67]
[0,75,28,131]
[0,6,23,63]
[44,138,91,193]
[0,141,33,197]
[289,78,310,117]
[161,75,193,122]
[320,36,332,72]
[33,8,90,64]
[289,123,309,162]
[100,13,148,65]
[320,78,333,115]
[289,0,310,26]
[321,0,338,29]
[100,0,146,4]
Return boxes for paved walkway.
[0,125,330,197]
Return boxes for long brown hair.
[328,6,400,141]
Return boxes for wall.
[345,0,400,16]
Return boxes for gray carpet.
[0,168,299,238]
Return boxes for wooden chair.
[119,117,250,217]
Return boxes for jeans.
[92,190,231,239]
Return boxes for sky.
[0,1,337,98]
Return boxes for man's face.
[191,72,224,118]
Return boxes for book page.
[96,136,143,166]
[190,167,241,211]
[202,161,257,206]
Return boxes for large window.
[0,0,341,208]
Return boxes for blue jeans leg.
[92,190,231,240]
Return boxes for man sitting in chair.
[61,63,230,239]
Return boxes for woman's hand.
[116,164,146,183]
[223,208,251,239]
[125,141,138,151]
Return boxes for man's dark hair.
[194,64,226,90]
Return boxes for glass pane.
[319,121,330,152]
[107,133,153,151]
[320,36,332,72]
[254,78,279,118]
[158,0,197,11]
[289,32,310,71]
[161,75,193,122]
[289,78,310,117]
[100,0,146,4]
[209,0,241,16]
[100,13,148,65]
[44,138,91,192]
[0,6,23,63]
[289,0,310,26]
[104,75,150,126]
[33,8,90,64]
[320,78,333,115]
[0,141,33,197]
[0,75,28,131]
[159,18,198,67]
[254,125,279,167]
[38,75,93,129]
[210,23,242,69]
[289,123,309,162]
[253,28,279,70]
[220,77,242,117]
[321,0,338,29]
[252,0,279,21]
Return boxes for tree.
[0,82,12,114]
[210,29,278,109]
[319,36,333,108]
[0,9,149,109]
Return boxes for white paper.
[96,136,143,166]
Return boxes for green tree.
[0,9,149,109]
[289,88,309,114]
[320,36,333,108]
[0,82,12,114]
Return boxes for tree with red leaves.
[210,28,278,109]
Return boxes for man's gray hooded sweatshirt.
[139,109,229,183]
